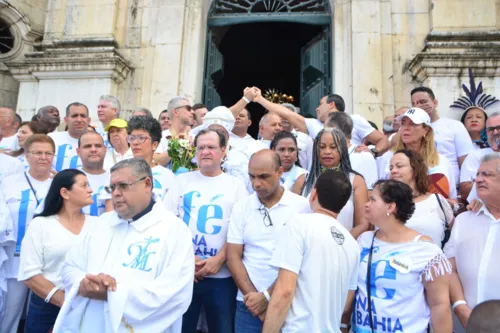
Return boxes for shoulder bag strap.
[24,172,40,205]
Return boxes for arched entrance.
[203,0,332,134]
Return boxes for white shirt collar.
[109,201,167,231]
[476,204,500,222]
[249,188,297,210]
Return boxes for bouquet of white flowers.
[167,133,197,174]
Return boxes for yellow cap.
[104,118,128,132]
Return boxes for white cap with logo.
[396,107,430,126]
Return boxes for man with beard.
[77,131,110,216]
[49,102,90,171]
[35,105,61,133]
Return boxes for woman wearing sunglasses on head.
[18,169,98,333]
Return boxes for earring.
[386,212,390,216]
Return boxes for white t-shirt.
[0,135,18,152]
[81,170,110,217]
[0,172,52,278]
[292,130,314,171]
[431,118,474,186]
[18,214,98,289]
[305,114,375,146]
[270,213,359,333]
[224,148,251,194]
[229,132,258,155]
[380,151,457,198]
[459,147,493,184]
[103,148,134,171]
[444,207,500,308]
[349,145,378,190]
[95,123,112,149]
[163,171,248,278]
[49,131,82,172]
[353,232,451,333]
[16,153,29,171]
[406,194,453,246]
[0,153,24,184]
[281,165,307,191]
[155,129,172,154]
[227,190,310,301]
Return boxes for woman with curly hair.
[341,180,452,333]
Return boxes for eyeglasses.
[486,125,500,133]
[258,205,273,227]
[127,135,151,144]
[104,176,147,194]
[196,145,220,153]
[174,105,192,111]
[28,151,54,158]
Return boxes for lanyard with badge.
[15,173,42,256]
[24,172,41,206]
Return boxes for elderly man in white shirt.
[227,150,310,333]
[445,152,500,331]
[53,158,194,333]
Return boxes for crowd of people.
[0,77,499,333]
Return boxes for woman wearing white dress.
[18,169,98,333]
[342,180,452,333]
[270,131,307,194]
[302,128,368,238]
[389,149,454,246]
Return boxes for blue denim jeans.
[182,277,237,333]
[24,292,60,333]
[234,300,263,333]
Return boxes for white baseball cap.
[396,107,430,126]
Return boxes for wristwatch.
[370,148,379,158]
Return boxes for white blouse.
[280,165,307,191]
[353,231,451,333]
[406,194,453,246]
[18,215,98,289]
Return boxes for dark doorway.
[213,22,323,137]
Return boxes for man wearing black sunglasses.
[227,150,310,333]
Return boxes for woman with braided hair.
[302,127,369,238]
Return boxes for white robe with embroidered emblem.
[53,202,194,333]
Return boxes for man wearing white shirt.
[411,87,474,186]
[227,150,310,333]
[230,109,257,150]
[445,153,500,331]
[0,190,14,326]
[96,95,121,148]
[163,128,248,333]
[77,131,110,216]
[327,112,378,190]
[262,170,359,333]
[49,102,90,171]
[251,88,390,156]
[258,113,283,149]
[0,149,24,185]
[154,96,194,166]
[0,108,18,152]
[53,158,194,333]
[460,112,500,200]
[280,103,314,171]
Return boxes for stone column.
[408,0,500,119]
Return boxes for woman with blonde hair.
[380,107,456,199]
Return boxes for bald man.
[227,150,310,333]
[0,108,18,151]
[259,113,283,148]
[467,300,500,333]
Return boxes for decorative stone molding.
[408,30,500,82]
[6,37,132,83]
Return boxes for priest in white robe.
[53,158,194,333]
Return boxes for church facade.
[0,0,498,125]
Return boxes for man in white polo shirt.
[262,170,359,333]
[227,150,310,333]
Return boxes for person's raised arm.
[229,87,257,119]
[253,87,309,134]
